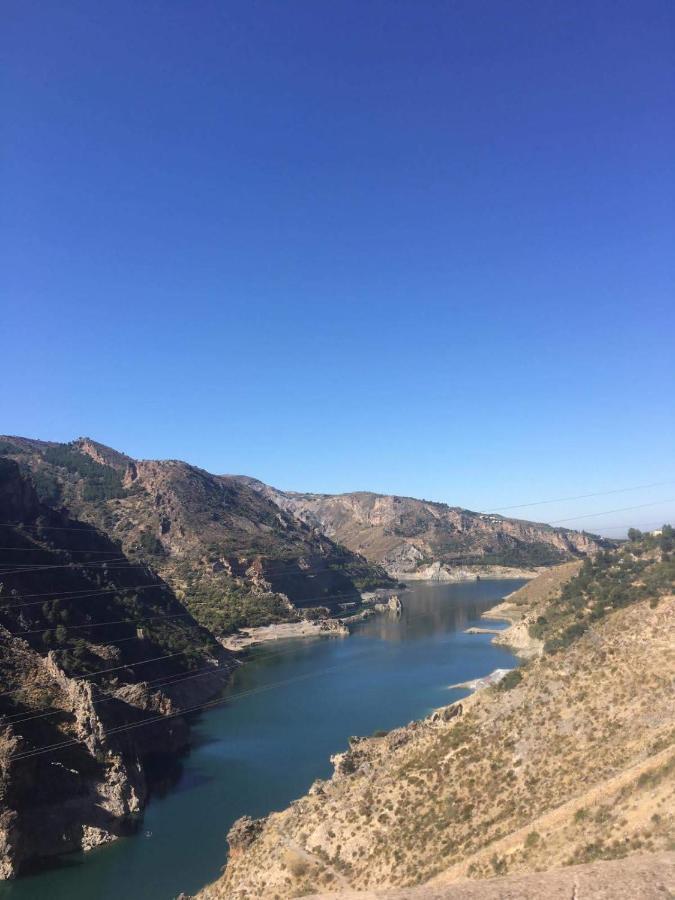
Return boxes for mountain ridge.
[1,436,607,635]
[235,477,606,577]
[0,436,394,636]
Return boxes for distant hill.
[236,479,607,577]
[0,437,393,636]
[0,458,232,876]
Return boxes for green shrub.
[498,669,523,691]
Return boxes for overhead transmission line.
[0,594,478,731]
[8,661,354,763]
[484,479,675,512]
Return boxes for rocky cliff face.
[236,482,607,577]
[200,544,674,898]
[0,459,232,877]
[0,437,393,636]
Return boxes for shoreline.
[480,596,544,659]
[218,617,349,651]
[448,667,513,691]
[219,571,539,655]
[479,560,583,658]
[219,589,404,652]
[201,577,542,899]
[389,565,541,583]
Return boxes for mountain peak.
[72,436,132,470]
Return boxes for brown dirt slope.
[487,560,583,658]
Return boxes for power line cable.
[592,519,671,535]
[0,581,379,613]
[8,661,354,763]
[2,476,674,531]
[0,650,190,702]
[1,618,376,728]
[0,545,127,555]
[482,479,675,512]
[548,498,675,525]
[0,582,378,634]
[1,596,446,727]
[0,601,525,728]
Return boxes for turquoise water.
[0,578,523,900]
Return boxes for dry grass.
[198,567,675,900]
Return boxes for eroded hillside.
[200,532,674,899]
[0,437,392,636]
[238,481,606,578]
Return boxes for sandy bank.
[478,598,543,658]
[219,618,348,651]
[220,591,403,651]
[475,561,583,659]
[448,667,512,691]
[394,564,541,583]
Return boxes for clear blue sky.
[2,0,674,534]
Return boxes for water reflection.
[356,579,521,642]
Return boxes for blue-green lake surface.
[0,578,524,900]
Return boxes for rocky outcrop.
[374,594,402,614]
[227,816,266,857]
[485,561,583,658]
[0,630,148,876]
[219,617,349,651]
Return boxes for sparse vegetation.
[497,669,523,691]
[208,547,675,899]
[0,436,392,633]
[527,528,674,653]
